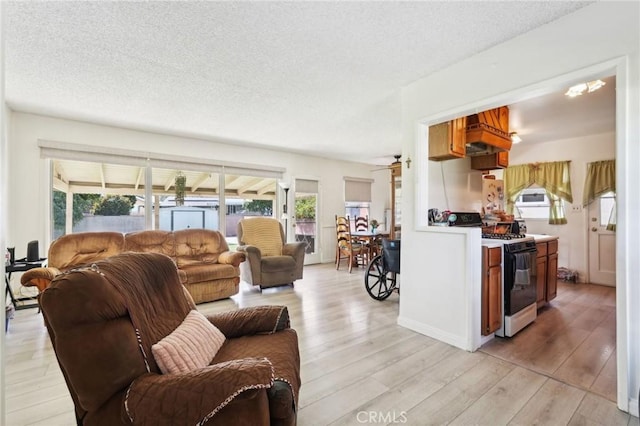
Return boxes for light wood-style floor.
[4,263,639,425]
[481,281,618,403]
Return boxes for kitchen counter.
[526,233,559,243]
[481,240,504,249]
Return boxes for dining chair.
[335,215,366,273]
[354,215,369,232]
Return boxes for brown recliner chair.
[40,251,301,425]
[236,217,305,289]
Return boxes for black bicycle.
[364,239,400,300]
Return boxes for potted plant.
[370,219,379,233]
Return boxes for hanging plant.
[175,172,186,206]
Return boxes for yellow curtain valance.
[504,160,573,224]
[583,160,615,206]
[505,161,573,204]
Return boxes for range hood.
[465,106,512,156]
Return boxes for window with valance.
[504,160,573,224]
[583,160,616,231]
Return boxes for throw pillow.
[151,310,226,374]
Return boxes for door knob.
[591,227,598,232]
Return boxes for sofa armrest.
[125,357,275,425]
[206,306,290,338]
[20,267,62,293]
[283,242,305,280]
[282,242,305,261]
[236,245,262,285]
[218,251,246,267]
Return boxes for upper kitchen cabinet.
[470,151,509,171]
[428,117,467,161]
[428,106,512,162]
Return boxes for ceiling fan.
[371,155,402,172]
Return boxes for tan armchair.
[236,217,305,289]
[40,252,301,425]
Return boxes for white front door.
[588,192,616,286]
[294,178,321,265]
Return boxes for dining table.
[351,230,389,264]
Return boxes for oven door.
[504,249,537,316]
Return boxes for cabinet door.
[450,117,467,157]
[487,264,502,334]
[547,252,558,302]
[497,151,509,168]
[536,256,547,308]
[482,247,502,336]
[428,120,466,161]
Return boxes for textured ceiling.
[5,1,593,165]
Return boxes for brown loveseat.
[40,251,301,425]
[21,229,245,304]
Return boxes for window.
[44,142,283,247]
[514,186,563,220]
[599,192,615,227]
[344,177,372,227]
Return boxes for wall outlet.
[571,205,582,212]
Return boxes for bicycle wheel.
[364,255,396,300]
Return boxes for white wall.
[400,1,639,414]
[7,112,390,265]
[428,157,484,213]
[0,2,7,422]
[508,131,615,281]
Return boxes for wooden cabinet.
[390,161,401,240]
[470,151,509,171]
[428,117,466,161]
[535,243,548,309]
[535,239,559,308]
[546,240,558,302]
[482,246,502,336]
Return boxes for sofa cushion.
[151,310,226,375]
[261,256,296,273]
[174,229,228,267]
[240,218,283,257]
[48,232,125,271]
[180,263,239,284]
[124,230,175,257]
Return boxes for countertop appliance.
[491,237,538,337]
[446,212,483,227]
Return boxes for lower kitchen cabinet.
[547,241,558,301]
[535,239,558,308]
[482,246,502,336]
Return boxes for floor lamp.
[279,181,291,241]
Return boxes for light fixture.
[278,181,291,241]
[565,79,606,98]
[510,132,522,144]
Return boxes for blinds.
[344,177,373,203]
[295,179,318,194]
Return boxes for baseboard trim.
[397,316,471,352]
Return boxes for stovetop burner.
[482,233,528,240]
